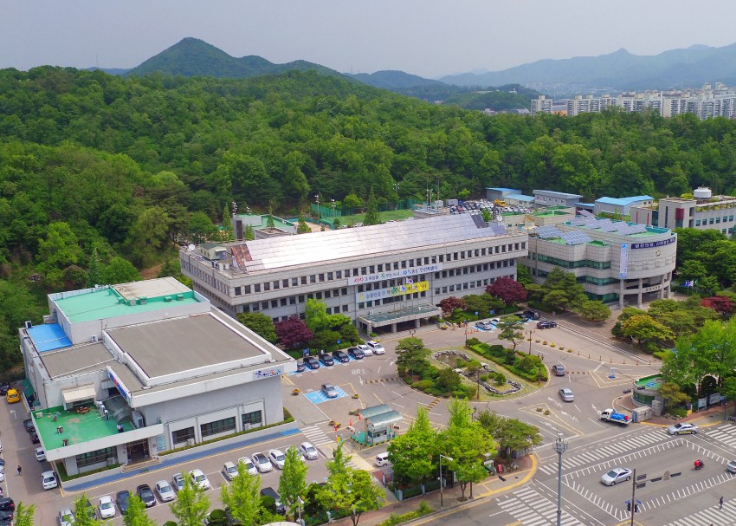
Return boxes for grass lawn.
[339,209,414,225]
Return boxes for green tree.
[476,410,542,457]
[14,503,35,526]
[497,316,524,350]
[621,314,674,348]
[578,300,611,322]
[343,193,363,210]
[297,212,310,234]
[244,224,255,241]
[128,206,171,267]
[363,187,381,226]
[481,208,492,222]
[221,462,262,526]
[657,381,691,410]
[541,268,587,313]
[87,246,103,287]
[73,495,101,526]
[387,406,437,485]
[101,257,141,284]
[169,472,210,526]
[305,298,332,333]
[188,211,217,244]
[123,495,157,526]
[395,337,431,379]
[237,313,278,343]
[279,447,308,519]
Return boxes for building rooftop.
[534,190,584,199]
[27,324,72,353]
[40,343,114,378]
[32,405,134,450]
[596,196,654,206]
[505,194,535,202]
[53,278,199,324]
[107,312,268,379]
[224,214,516,273]
[486,187,520,193]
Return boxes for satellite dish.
[187,244,195,251]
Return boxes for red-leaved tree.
[486,277,528,306]
[439,296,466,316]
[275,316,314,349]
[701,296,735,318]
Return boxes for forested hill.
[3,66,736,367]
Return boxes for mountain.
[348,70,446,89]
[126,37,343,79]
[440,43,736,91]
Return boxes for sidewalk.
[617,395,734,428]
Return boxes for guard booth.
[356,404,402,446]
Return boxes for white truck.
[600,408,631,426]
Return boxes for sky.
[3,1,736,79]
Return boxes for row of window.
[232,243,526,296]
[534,254,611,270]
[171,411,263,446]
[695,215,735,226]
[241,290,350,314]
[76,447,116,468]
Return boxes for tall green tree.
[237,312,278,344]
[221,462,263,526]
[73,495,101,526]
[101,256,141,284]
[279,447,309,519]
[87,246,103,287]
[388,406,437,486]
[123,496,157,526]
[169,472,210,526]
[363,187,381,226]
[14,503,35,526]
[541,268,587,313]
[497,316,524,350]
[297,212,310,234]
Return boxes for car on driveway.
[116,491,130,514]
[304,356,320,369]
[42,470,58,490]
[238,457,258,476]
[98,496,116,519]
[35,447,46,462]
[366,341,385,354]
[537,320,558,329]
[155,480,176,502]
[172,473,186,492]
[0,384,9,396]
[299,441,319,460]
[190,469,211,490]
[59,509,75,526]
[30,432,40,444]
[137,484,156,507]
[347,347,365,360]
[321,383,339,398]
[320,353,334,366]
[332,350,349,363]
[475,321,494,330]
[23,419,34,433]
[252,452,273,473]
[521,310,540,320]
[601,467,632,486]
[356,344,372,356]
[559,388,574,402]
[668,422,699,435]
[269,449,286,470]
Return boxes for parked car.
[35,447,46,462]
[537,320,558,329]
[172,473,186,492]
[136,484,156,507]
[299,441,319,460]
[321,383,339,399]
[296,361,306,373]
[260,487,285,515]
[320,353,335,366]
[0,499,14,513]
[30,432,40,444]
[268,449,287,470]
[559,388,574,402]
[223,461,238,481]
[42,470,58,490]
[552,364,566,376]
[332,350,350,363]
[727,459,736,474]
[252,452,273,473]
[115,490,131,514]
[475,321,494,330]
[366,341,385,355]
[23,418,35,433]
[155,480,176,502]
[304,356,320,369]
[521,310,540,320]
[190,469,211,490]
[98,496,116,519]
[356,344,372,356]
[600,467,632,486]
[0,384,9,396]
[375,452,389,466]
[347,347,365,360]
[237,457,258,476]
[668,422,699,435]
[58,508,75,526]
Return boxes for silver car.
[321,383,338,398]
[601,467,632,486]
[299,441,319,460]
[559,388,574,402]
[155,480,176,502]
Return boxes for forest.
[2,65,736,370]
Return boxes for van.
[375,452,389,467]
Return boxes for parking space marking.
[303,387,349,405]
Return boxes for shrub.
[413,379,434,391]
[456,358,468,368]
[480,374,489,382]
[668,407,688,418]
[465,337,482,348]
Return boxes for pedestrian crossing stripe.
[497,486,584,525]
[300,425,335,447]
[662,498,736,526]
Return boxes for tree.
[73,495,101,526]
[395,337,431,379]
[275,316,314,349]
[363,187,382,226]
[497,316,524,350]
[388,407,437,486]
[169,472,210,526]
[701,296,734,318]
[621,314,674,348]
[578,300,611,322]
[236,312,277,344]
[244,224,255,241]
[343,193,363,210]
[481,208,492,222]
[541,268,587,313]
[297,212,310,234]
[305,298,332,333]
[487,277,527,306]
[14,503,35,526]
[476,410,542,457]
[188,211,217,244]
[221,462,262,526]
[437,368,462,392]
[123,495,157,526]
[326,442,352,478]
[279,447,308,519]
[101,257,141,284]
[439,296,466,316]
[127,206,172,267]
[87,246,103,287]
[658,382,691,410]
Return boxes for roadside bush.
[492,372,506,385]
[413,379,434,391]
[472,343,548,382]
[465,337,482,348]
[668,407,688,418]
[480,374,489,382]
[456,358,468,368]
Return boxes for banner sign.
[107,367,132,403]
[254,366,284,380]
[631,237,676,249]
[356,281,430,303]
[348,265,442,286]
[619,244,629,279]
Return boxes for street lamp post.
[528,329,534,354]
[439,454,453,509]
[554,433,567,526]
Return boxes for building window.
[254,284,261,293]
[370,266,375,273]
[301,276,307,285]
[342,288,348,295]
[234,287,241,296]
[244,285,251,294]
[298,295,305,303]
[201,417,236,438]
[310,275,316,283]
[242,410,262,427]
[172,427,195,446]
[271,300,278,308]
[289,297,296,305]
[342,305,348,312]
[264,282,270,291]
[283,279,289,288]
[262,301,269,310]
[319,274,325,282]
[292,278,298,287]
[273,281,279,290]
[280,298,287,306]
[325,290,331,298]
[336,271,342,279]
[327,272,333,280]
[76,447,116,468]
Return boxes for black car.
[0,383,9,396]
[116,490,131,514]
[136,484,156,508]
[521,310,540,320]
[304,356,320,370]
[332,350,349,363]
[260,487,285,515]
[537,321,557,329]
[23,418,35,433]
[320,353,334,366]
[30,432,40,444]
[296,361,307,373]
[347,347,364,360]
[0,511,12,522]
[0,499,13,513]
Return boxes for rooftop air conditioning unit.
[176,294,184,301]
[138,297,147,305]
[164,296,172,302]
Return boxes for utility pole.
[554,433,567,526]
[630,469,637,526]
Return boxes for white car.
[59,508,75,526]
[600,467,632,486]
[172,473,186,492]
[35,447,46,462]
[268,449,287,469]
[728,459,736,474]
[155,480,176,502]
[238,457,258,476]
[42,470,58,490]
[223,461,238,481]
[356,344,372,356]
[252,452,273,473]
[98,496,116,519]
[299,441,319,460]
[366,341,385,355]
[668,422,699,435]
[190,469,211,490]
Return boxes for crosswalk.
[300,425,375,472]
[537,429,666,475]
[496,486,584,525]
[663,498,736,526]
[705,423,736,448]
[301,425,335,447]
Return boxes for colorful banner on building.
[619,243,629,279]
[356,281,430,303]
[347,265,442,285]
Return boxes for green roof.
[55,287,199,323]
[33,406,134,449]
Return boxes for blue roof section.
[596,196,653,206]
[27,323,72,352]
[486,187,520,193]
[506,194,535,202]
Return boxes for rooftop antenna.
[95,53,99,69]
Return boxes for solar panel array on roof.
[471,214,489,228]
[490,224,508,236]
[569,215,649,236]
[535,226,562,239]
[559,232,593,245]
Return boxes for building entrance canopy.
[62,385,96,405]
[358,304,441,328]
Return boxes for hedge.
[471,343,548,382]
